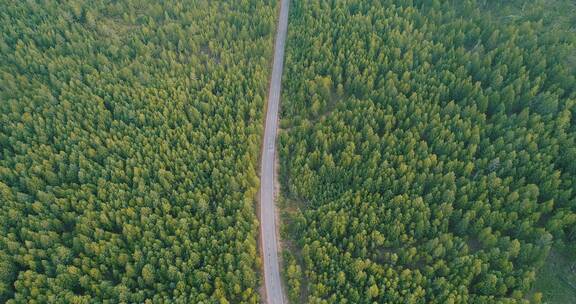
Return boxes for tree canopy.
[280,0,575,303]
[0,0,277,302]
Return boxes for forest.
[279,0,576,303]
[0,0,277,302]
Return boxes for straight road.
[260,0,289,303]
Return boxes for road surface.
[260,0,289,303]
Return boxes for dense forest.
[0,0,277,302]
[280,0,575,303]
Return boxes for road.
[260,0,289,303]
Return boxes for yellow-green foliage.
[280,0,575,303]
[0,0,277,302]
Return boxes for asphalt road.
[260,0,289,303]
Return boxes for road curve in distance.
[260,0,289,303]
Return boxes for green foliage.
[0,0,277,302]
[284,252,303,303]
[280,0,575,303]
